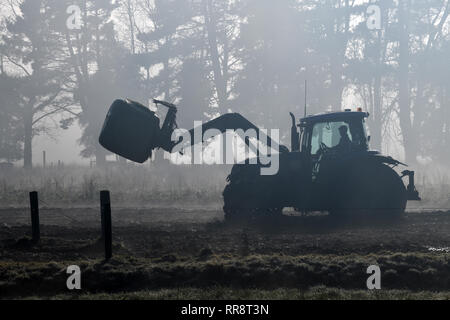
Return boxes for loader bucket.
[99,99,161,163]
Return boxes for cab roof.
[300,110,369,125]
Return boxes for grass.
[15,287,450,300]
[0,162,449,209]
[0,164,229,206]
[2,251,450,299]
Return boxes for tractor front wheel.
[223,183,283,222]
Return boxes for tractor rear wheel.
[331,162,407,217]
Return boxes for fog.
[0,0,449,170]
[32,119,85,166]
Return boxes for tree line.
[0,0,448,168]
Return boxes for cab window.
[310,121,352,155]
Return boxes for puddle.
[427,246,450,253]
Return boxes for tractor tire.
[331,162,407,218]
[223,182,283,222]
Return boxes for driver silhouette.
[334,125,352,153]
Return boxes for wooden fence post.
[100,190,112,260]
[29,191,40,243]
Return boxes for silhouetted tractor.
[99,99,420,221]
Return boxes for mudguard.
[346,151,420,201]
[367,153,407,167]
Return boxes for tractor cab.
[298,109,370,156]
[289,109,371,183]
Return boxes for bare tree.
[1,0,77,168]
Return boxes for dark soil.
[1,207,449,299]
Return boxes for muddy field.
[1,206,450,299]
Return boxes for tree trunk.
[204,0,227,113]
[372,78,382,151]
[372,31,383,151]
[95,142,107,167]
[442,88,449,162]
[23,102,34,169]
[398,0,416,164]
[126,0,136,54]
[332,74,344,112]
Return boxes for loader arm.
[169,113,287,155]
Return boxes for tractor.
[99,99,420,220]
